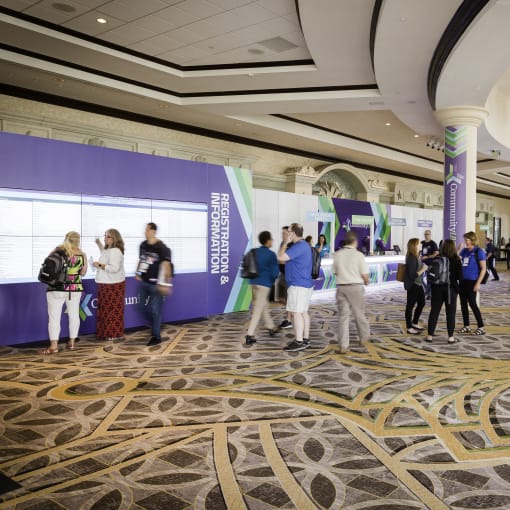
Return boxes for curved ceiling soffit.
[427,0,490,110]
[372,0,463,137]
[297,0,375,82]
[432,1,510,161]
[369,0,383,72]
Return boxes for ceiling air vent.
[257,37,298,53]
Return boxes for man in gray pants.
[333,231,370,353]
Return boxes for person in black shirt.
[425,239,463,344]
[136,222,173,346]
[484,237,499,281]
[421,230,439,298]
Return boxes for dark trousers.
[138,280,165,339]
[405,284,425,329]
[459,279,484,328]
[427,285,458,337]
[487,256,499,280]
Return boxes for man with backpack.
[278,223,313,351]
[421,230,439,299]
[333,231,370,353]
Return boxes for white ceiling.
[1,0,510,198]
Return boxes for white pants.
[47,291,82,341]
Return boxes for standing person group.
[41,222,175,354]
[40,231,88,355]
[92,228,126,341]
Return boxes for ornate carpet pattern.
[1,270,510,509]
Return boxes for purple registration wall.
[0,132,251,345]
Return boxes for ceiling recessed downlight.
[96,17,107,24]
[413,134,420,138]
[385,122,391,126]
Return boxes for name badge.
[463,257,469,266]
[423,248,428,255]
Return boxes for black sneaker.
[279,319,293,329]
[283,340,306,352]
[303,338,311,348]
[147,336,161,346]
[268,328,279,337]
[245,335,257,345]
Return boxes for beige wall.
[1,93,509,231]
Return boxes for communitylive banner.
[0,132,250,345]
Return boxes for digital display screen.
[0,188,208,283]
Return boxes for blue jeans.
[138,280,164,339]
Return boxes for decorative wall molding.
[0,109,258,170]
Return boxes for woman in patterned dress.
[41,231,87,355]
[93,228,125,340]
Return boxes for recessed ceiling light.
[385,122,391,126]
[413,134,420,138]
[96,17,107,24]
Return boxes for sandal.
[67,341,75,350]
[458,326,471,334]
[39,348,59,355]
[473,328,485,336]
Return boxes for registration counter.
[313,254,405,292]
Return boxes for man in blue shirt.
[245,231,280,346]
[278,223,313,351]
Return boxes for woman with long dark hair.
[404,238,427,334]
[93,228,125,340]
[425,239,463,344]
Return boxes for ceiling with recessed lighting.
[0,0,510,198]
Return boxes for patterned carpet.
[1,267,510,509]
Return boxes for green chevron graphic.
[444,127,468,158]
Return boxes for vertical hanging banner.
[207,165,252,315]
[444,126,467,242]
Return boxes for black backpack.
[427,256,450,285]
[38,250,68,286]
[240,249,258,279]
[311,246,321,279]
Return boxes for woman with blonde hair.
[41,231,87,354]
[92,228,126,340]
[404,238,427,334]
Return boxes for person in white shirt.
[333,231,370,353]
[92,228,126,340]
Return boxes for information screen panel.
[0,188,208,283]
